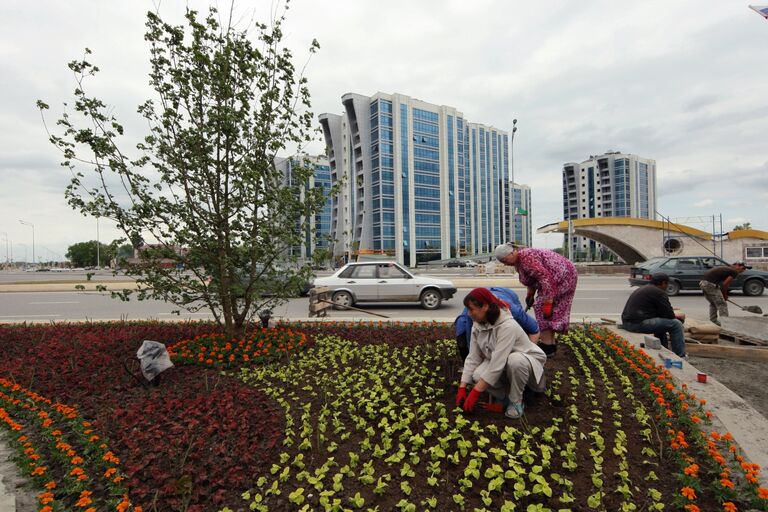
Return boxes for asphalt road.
[1,275,765,324]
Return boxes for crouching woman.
[456,288,547,419]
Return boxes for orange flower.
[44,481,56,490]
[70,467,84,476]
[722,503,737,512]
[681,486,697,500]
[758,487,768,499]
[104,467,117,478]
[684,504,701,512]
[720,478,735,489]
[32,466,47,476]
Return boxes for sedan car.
[444,259,467,268]
[629,256,767,296]
[312,261,457,310]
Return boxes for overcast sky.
[1,0,767,262]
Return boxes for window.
[660,259,678,269]
[378,263,408,279]
[350,265,376,279]
[746,246,768,259]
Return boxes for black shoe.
[541,343,557,358]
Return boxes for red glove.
[455,387,467,408]
[542,300,554,319]
[463,388,482,413]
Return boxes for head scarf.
[494,242,521,262]
[466,287,510,310]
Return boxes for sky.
[1,0,767,263]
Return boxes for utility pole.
[19,220,35,267]
[96,216,100,268]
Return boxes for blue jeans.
[623,318,686,357]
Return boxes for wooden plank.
[719,329,768,347]
[685,343,768,362]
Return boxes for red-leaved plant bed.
[0,321,289,511]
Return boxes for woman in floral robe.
[495,243,578,357]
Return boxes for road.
[0,275,765,324]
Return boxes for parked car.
[444,259,467,268]
[464,260,478,268]
[312,261,457,310]
[628,256,767,296]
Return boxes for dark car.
[628,256,767,296]
[444,259,467,268]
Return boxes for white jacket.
[461,308,546,387]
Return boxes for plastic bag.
[136,340,174,382]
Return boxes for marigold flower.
[722,502,737,512]
[681,486,697,500]
[720,478,735,489]
[44,481,56,490]
[70,467,84,476]
[684,503,700,512]
[758,487,768,499]
[32,466,47,476]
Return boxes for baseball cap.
[733,261,753,269]
[649,272,669,285]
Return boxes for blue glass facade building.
[275,155,333,261]
[562,152,657,259]
[321,92,513,267]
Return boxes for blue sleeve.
[489,287,539,334]
[510,302,539,334]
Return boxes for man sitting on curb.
[620,272,687,357]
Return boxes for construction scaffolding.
[657,212,725,259]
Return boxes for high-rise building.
[320,92,512,267]
[275,155,332,261]
[510,183,532,247]
[562,151,657,259]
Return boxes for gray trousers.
[471,353,544,403]
[699,280,728,323]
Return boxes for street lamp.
[0,231,8,263]
[19,220,35,267]
[509,119,518,243]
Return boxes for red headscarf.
[466,287,510,310]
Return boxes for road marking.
[0,314,62,318]
[28,301,80,305]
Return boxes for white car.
[312,261,457,310]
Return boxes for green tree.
[733,222,752,231]
[39,5,325,339]
[66,240,114,267]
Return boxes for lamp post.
[19,220,35,267]
[96,216,100,269]
[0,231,8,263]
[509,119,518,243]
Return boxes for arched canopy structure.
[537,218,712,264]
[538,218,768,264]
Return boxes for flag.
[749,5,768,18]
[514,207,528,216]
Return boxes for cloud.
[2,0,768,259]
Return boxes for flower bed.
[1,321,767,511]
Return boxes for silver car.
[312,261,457,310]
